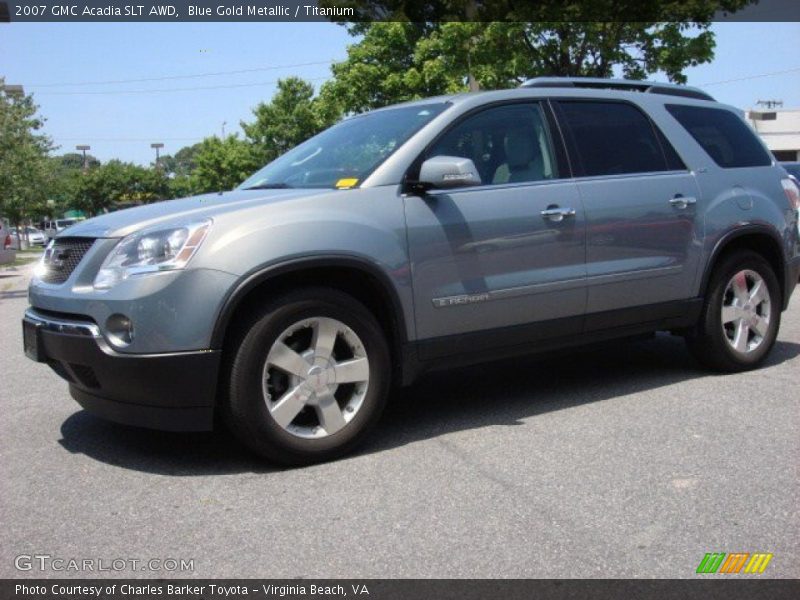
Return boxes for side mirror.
[418,155,481,190]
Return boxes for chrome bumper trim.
[23,308,101,338]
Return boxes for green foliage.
[158,143,202,178]
[74,160,170,215]
[53,152,100,171]
[188,135,258,194]
[242,77,335,165]
[319,22,449,114]
[0,90,54,227]
[320,1,753,111]
[167,174,195,200]
[7,1,756,212]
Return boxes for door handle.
[541,206,576,222]
[669,195,697,209]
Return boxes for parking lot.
[1,261,798,578]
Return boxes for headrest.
[504,130,539,170]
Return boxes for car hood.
[59,188,331,239]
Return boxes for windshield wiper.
[242,183,293,190]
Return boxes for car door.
[553,99,703,330]
[403,101,587,359]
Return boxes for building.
[747,107,800,162]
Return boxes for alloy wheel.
[262,317,370,439]
[721,269,772,355]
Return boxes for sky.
[2,21,799,165]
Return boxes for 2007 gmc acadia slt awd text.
[23,78,800,464]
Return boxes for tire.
[223,287,391,466]
[686,250,782,372]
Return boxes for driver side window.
[426,103,558,185]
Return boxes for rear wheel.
[224,287,391,465]
[686,250,781,372]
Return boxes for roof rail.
[519,77,715,102]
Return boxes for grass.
[11,255,40,267]
[2,250,42,269]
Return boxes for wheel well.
[707,232,785,302]
[216,264,405,373]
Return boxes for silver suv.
[23,78,800,464]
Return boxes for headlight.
[93,219,211,290]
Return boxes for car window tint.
[654,126,687,171]
[666,104,772,168]
[557,101,673,176]
[427,103,558,185]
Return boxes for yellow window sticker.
[335,178,359,189]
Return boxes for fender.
[699,224,790,310]
[209,254,410,349]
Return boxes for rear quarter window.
[666,104,772,168]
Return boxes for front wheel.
[686,250,781,372]
[224,288,391,465]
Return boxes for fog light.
[106,314,134,346]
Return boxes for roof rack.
[519,77,715,102]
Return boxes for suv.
[23,78,800,465]
[42,218,84,240]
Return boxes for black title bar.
[3,579,800,600]
[3,0,800,23]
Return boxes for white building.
[747,107,800,162]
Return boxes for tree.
[158,142,202,179]
[73,160,169,215]
[319,22,447,114]
[320,1,754,112]
[167,174,195,199]
[0,88,54,239]
[242,77,335,166]
[189,135,258,194]
[53,151,100,171]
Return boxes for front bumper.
[23,309,219,431]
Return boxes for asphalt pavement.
[1,260,798,578]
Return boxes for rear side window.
[666,104,772,168]
[556,101,683,177]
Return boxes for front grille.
[40,237,96,284]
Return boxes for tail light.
[782,177,800,211]
[3,234,10,250]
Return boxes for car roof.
[368,82,731,117]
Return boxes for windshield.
[57,219,78,228]
[239,103,449,190]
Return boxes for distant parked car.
[10,226,47,249]
[0,221,16,265]
[42,218,84,240]
[781,162,800,186]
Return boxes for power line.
[26,59,337,88]
[696,66,800,87]
[33,75,331,96]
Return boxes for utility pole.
[151,142,164,167]
[76,145,91,171]
[221,121,227,137]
